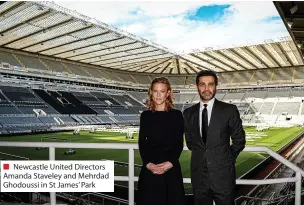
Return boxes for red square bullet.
[3,164,9,170]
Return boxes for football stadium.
[0,1,303,205]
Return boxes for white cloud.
[226,2,280,22]
[54,1,211,24]
[53,1,289,53]
[129,1,209,17]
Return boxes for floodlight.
[290,4,298,14]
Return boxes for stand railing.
[0,142,303,205]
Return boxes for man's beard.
[199,91,216,101]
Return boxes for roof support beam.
[285,15,304,20]
[121,64,147,71]
[260,45,281,67]
[76,46,150,62]
[126,65,149,72]
[37,31,114,54]
[243,47,269,68]
[290,37,304,41]
[184,62,199,73]
[178,55,211,71]
[89,50,164,64]
[285,41,302,65]
[0,2,25,17]
[150,61,172,73]
[204,52,237,71]
[222,49,253,70]
[160,62,171,73]
[97,53,170,66]
[55,36,125,57]
[182,65,190,74]
[274,2,304,64]
[67,43,146,60]
[226,49,257,69]
[113,60,159,70]
[189,54,227,72]
[132,65,152,73]
[291,28,304,32]
[139,58,171,73]
[2,18,74,47]
[275,43,293,66]
[0,10,52,41]
[176,58,181,74]
[20,25,93,50]
[117,63,145,71]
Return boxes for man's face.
[197,76,216,102]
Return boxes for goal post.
[256,124,269,131]
[36,136,76,155]
[125,129,134,139]
[73,128,80,135]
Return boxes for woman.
[137,77,186,205]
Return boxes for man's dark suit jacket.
[183,98,246,191]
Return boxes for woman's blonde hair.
[146,77,174,111]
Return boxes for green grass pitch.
[0,126,303,193]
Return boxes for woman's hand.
[146,162,173,174]
[158,161,173,172]
[146,163,165,175]
[146,163,156,171]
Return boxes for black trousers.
[193,164,235,205]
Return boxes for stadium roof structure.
[274,1,304,57]
[0,1,304,75]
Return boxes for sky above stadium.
[54,1,289,53]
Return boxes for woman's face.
[152,82,170,106]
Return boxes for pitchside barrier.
[235,131,304,201]
[0,142,303,205]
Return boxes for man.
[183,70,246,205]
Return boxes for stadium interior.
[0,1,303,205]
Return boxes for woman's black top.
[137,109,185,205]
